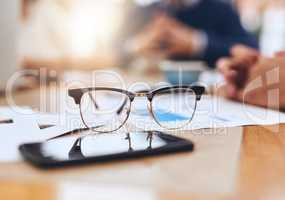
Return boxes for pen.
[0,119,13,124]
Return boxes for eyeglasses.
[69,85,205,133]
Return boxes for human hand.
[217,45,259,98]
[218,50,285,110]
[127,14,199,58]
[155,15,200,58]
[230,44,260,61]
[236,57,285,109]
[127,20,167,58]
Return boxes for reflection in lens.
[80,90,131,133]
[151,88,197,129]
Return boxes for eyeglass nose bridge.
[135,92,147,97]
[134,92,153,100]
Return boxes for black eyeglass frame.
[69,85,205,133]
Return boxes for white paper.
[0,107,76,162]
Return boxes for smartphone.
[19,131,194,169]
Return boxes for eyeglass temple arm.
[116,89,150,115]
[116,97,128,115]
[87,90,129,115]
[88,92,99,109]
[70,90,126,115]
[69,90,99,108]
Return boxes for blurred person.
[218,45,285,110]
[118,0,258,67]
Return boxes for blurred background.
[8,0,285,85]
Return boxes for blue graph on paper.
[133,109,188,122]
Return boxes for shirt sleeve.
[201,1,259,67]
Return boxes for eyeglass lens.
[80,90,131,132]
[151,88,197,129]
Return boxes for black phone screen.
[19,131,194,168]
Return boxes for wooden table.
[1,71,285,200]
